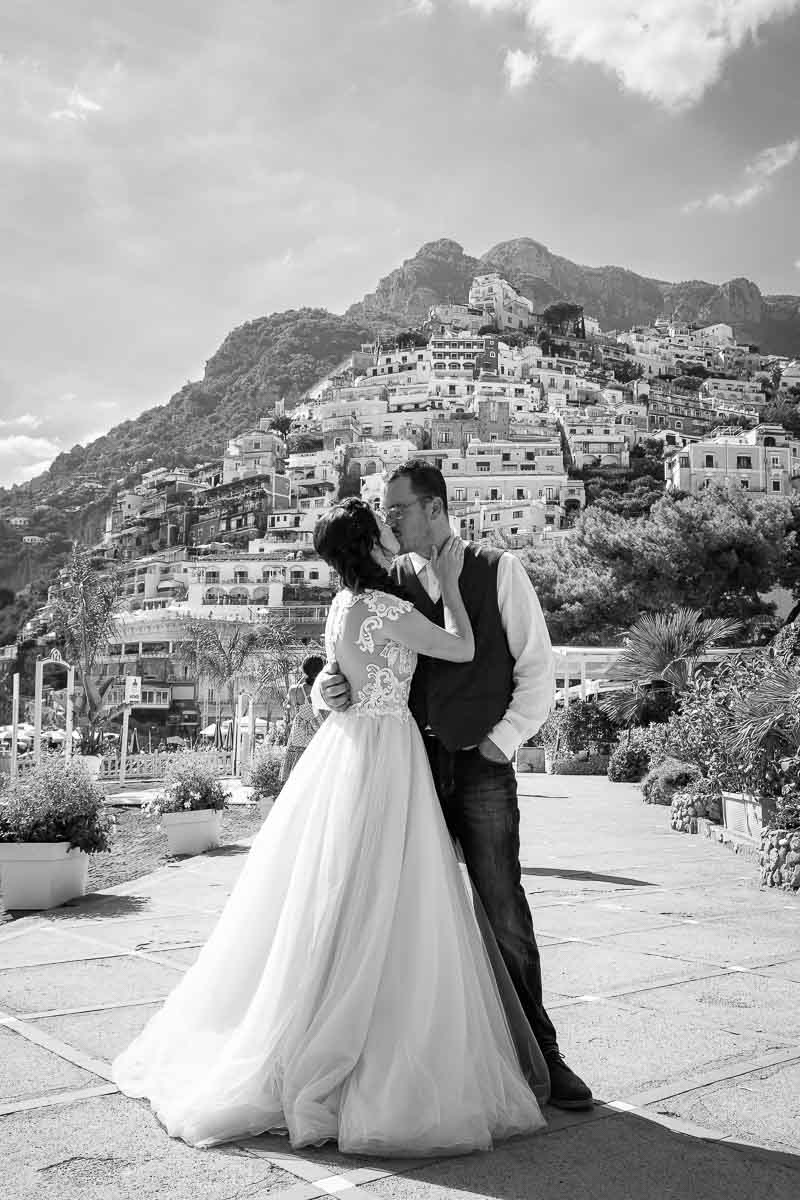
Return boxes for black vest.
[395,544,514,751]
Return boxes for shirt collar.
[407,552,430,576]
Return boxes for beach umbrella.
[221,720,233,752]
[213,720,224,750]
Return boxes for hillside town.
[1,270,799,746]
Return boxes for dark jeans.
[424,736,559,1057]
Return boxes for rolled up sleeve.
[486,552,555,761]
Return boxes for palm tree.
[730,662,800,761]
[178,615,311,725]
[599,608,743,730]
[49,548,123,755]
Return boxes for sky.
[2,0,799,486]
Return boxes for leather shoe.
[545,1051,594,1110]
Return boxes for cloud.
[504,48,539,90]
[0,412,42,429]
[0,435,61,485]
[457,0,800,109]
[682,136,798,212]
[50,87,103,122]
[409,0,435,13]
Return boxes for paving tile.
[538,940,709,997]
[0,955,179,1015]
[29,1001,161,1064]
[757,958,800,984]
[616,970,800,1040]
[0,1026,104,1104]
[549,998,794,1101]
[149,946,202,966]
[532,901,693,940]
[0,1093,299,1199]
[604,922,800,969]
[0,926,124,969]
[644,1058,800,1156]
[362,1112,800,1199]
[64,912,218,952]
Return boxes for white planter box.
[721,791,766,842]
[161,809,222,856]
[0,842,89,910]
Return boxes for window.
[512,509,523,519]
[501,452,510,462]
[679,456,690,468]
[477,462,490,472]
[737,455,752,469]
[490,513,500,522]
[704,454,715,468]
[515,489,525,500]
[740,478,750,489]
[772,480,781,492]
[453,487,466,501]
[489,488,501,500]
[771,455,781,467]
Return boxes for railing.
[100,750,234,782]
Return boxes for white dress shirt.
[408,549,555,760]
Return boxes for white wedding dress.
[112,589,546,1154]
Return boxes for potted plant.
[142,750,230,856]
[249,748,284,818]
[0,757,112,909]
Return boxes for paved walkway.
[1,776,799,1199]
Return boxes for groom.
[319,460,593,1110]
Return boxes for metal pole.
[10,673,19,781]
[120,705,130,785]
[33,659,44,765]
[64,666,74,761]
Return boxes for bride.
[112,497,547,1155]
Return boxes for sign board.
[124,676,142,705]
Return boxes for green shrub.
[608,741,650,782]
[641,757,702,806]
[143,750,231,818]
[0,757,113,854]
[250,750,284,802]
[549,753,610,776]
[538,700,618,758]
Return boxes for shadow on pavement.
[285,1108,800,1200]
[39,893,155,920]
[521,867,656,888]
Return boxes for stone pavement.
[1,775,799,1200]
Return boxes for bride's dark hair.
[313,498,406,598]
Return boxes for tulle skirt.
[112,711,546,1154]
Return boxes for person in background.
[280,654,326,781]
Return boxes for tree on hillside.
[49,548,123,755]
[759,398,800,438]
[268,415,293,437]
[571,487,797,625]
[611,360,644,384]
[541,302,583,336]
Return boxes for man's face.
[383,477,433,555]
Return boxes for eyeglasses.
[381,497,430,521]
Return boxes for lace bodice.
[325,589,417,720]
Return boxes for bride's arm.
[385,541,474,664]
